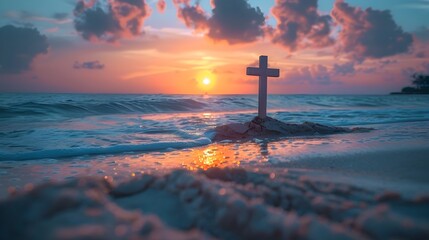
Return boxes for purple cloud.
[177,3,208,32]
[175,0,266,44]
[73,60,105,70]
[74,0,150,42]
[333,62,355,75]
[331,0,413,61]
[52,12,69,21]
[157,0,166,13]
[0,25,48,74]
[270,0,334,52]
[282,64,333,85]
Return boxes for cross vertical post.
[258,56,268,119]
[246,55,280,119]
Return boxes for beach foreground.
[1,145,429,240]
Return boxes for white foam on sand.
[0,137,212,161]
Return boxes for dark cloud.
[379,59,398,68]
[4,10,36,20]
[0,25,49,74]
[333,62,355,75]
[177,3,208,31]
[74,0,150,42]
[4,10,70,24]
[360,67,377,74]
[73,60,105,70]
[331,0,413,61]
[175,0,266,44]
[270,0,334,51]
[207,0,266,44]
[416,51,426,58]
[52,12,69,21]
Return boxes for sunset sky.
[0,0,428,94]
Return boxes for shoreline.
[273,146,429,196]
[1,142,428,199]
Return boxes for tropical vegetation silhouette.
[392,73,429,94]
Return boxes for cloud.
[174,0,266,44]
[270,0,334,52]
[207,0,266,44]
[416,51,426,58]
[4,10,71,24]
[281,64,333,85]
[379,59,398,68]
[73,0,150,42]
[331,0,413,61]
[3,10,36,20]
[73,60,105,70]
[157,0,166,13]
[332,61,355,75]
[176,3,208,32]
[399,0,429,10]
[52,12,69,21]
[0,25,49,74]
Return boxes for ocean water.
[1,94,429,161]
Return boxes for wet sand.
[1,130,429,239]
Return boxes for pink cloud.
[174,0,266,44]
[280,64,333,85]
[177,4,208,32]
[331,0,413,61]
[270,0,334,52]
[74,0,150,42]
[157,0,166,13]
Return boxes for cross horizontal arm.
[246,67,260,76]
[267,68,280,77]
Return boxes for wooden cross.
[246,55,280,119]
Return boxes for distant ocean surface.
[1,94,429,161]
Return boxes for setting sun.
[203,78,211,85]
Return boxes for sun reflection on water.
[184,145,241,170]
[1,135,366,197]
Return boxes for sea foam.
[0,138,211,161]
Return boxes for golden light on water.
[0,137,357,197]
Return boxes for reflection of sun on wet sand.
[188,146,240,170]
[2,130,428,197]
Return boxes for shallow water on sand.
[1,120,428,198]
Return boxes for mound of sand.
[213,116,372,141]
[1,168,428,240]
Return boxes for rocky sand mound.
[213,117,372,141]
[1,168,428,240]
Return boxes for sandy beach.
[1,126,429,239]
[1,94,429,239]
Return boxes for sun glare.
[203,78,211,85]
